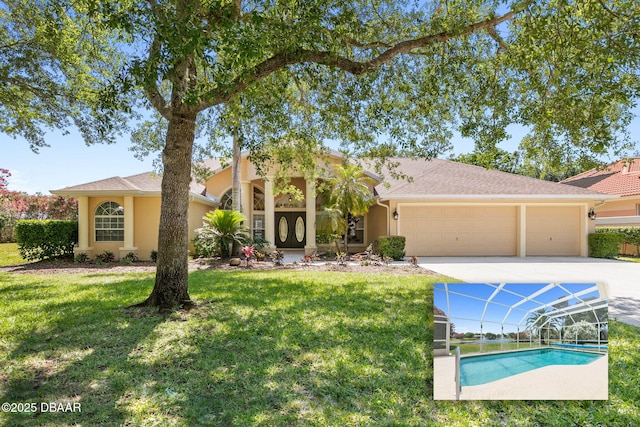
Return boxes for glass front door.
[275,212,306,248]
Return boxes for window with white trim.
[95,201,124,241]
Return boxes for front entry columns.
[74,196,93,258]
[264,178,276,251]
[119,195,138,259]
[305,180,317,255]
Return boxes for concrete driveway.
[421,257,640,327]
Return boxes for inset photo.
[433,282,608,400]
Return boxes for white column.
[75,196,93,256]
[264,178,276,251]
[305,179,317,255]
[119,196,137,257]
[241,181,251,216]
[518,204,526,257]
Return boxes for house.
[561,158,640,227]
[52,153,614,260]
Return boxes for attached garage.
[526,206,581,256]
[399,205,517,256]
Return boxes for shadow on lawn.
[2,270,431,426]
[0,276,164,427]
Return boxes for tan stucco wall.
[596,196,639,217]
[206,167,232,198]
[367,204,389,244]
[133,197,161,260]
[188,201,214,255]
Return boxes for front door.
[275,212,306,248]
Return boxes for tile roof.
[561,158,640,197]
[373,158,612,199]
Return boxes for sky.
[434,282,603,335]
[2,109,639,195]
[1,127,456,194]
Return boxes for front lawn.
[0,243,24,266]
[0,270,434,426]
[1,269,639,426]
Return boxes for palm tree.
[199,210,251,259]
[526,309,559,343]
[323,163,372,254]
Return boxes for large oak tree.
[3,1,639,308]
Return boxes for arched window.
[253,187,265,211]
[95,201,124,241]
[220,190,233,210]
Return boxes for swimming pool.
[460,348,604,386]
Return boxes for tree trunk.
[230,130,242,256]
[138,113,197,309]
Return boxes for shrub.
[597,226,640,255]
[193,210,251,258]
[14,220,78,261]
[589,232,623,258]
[150,250,158,263]
[377,236,406,260]
[96,251,115,263]
[74,252,90,263]
[123,252,138,263]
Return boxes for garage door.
[526,206,581,256]
[399,206,517,256]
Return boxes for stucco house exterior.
[52,153,614,260]
[562,158,640,227]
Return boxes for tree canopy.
[3,0,640,307]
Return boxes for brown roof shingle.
[374,158,613,199]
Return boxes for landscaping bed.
[0,256,436,275]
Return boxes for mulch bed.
[0,257,437,275]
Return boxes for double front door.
[275,212,306,248]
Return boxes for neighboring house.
[562,158,640,227]
[52,153,613,260]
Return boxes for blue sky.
[434,283,602,335]
[2,111,639,195]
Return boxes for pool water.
[460,348,604,386]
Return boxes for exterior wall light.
[588,208,596,221]
[393,209,399,220]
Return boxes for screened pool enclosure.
[434,283,608,356]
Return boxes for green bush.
[377,236,406,260]
[597,226,640,255]
[588,232,623,258]
[15,220,78,261]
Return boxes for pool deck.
[434,352,608,400]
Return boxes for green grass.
[0,243,24,266]
[0,270,435,426]
[1,270,639,426]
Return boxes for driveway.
[422,257,640,327]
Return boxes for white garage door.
[526,206,581,256]
[399,206,517,256]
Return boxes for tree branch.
[197,6,522,111]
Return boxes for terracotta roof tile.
[561,158,640,197]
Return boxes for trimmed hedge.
[15,220,78,261]
[597,226,640,255]
[377,236,406,260]
[588,232,623,259]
